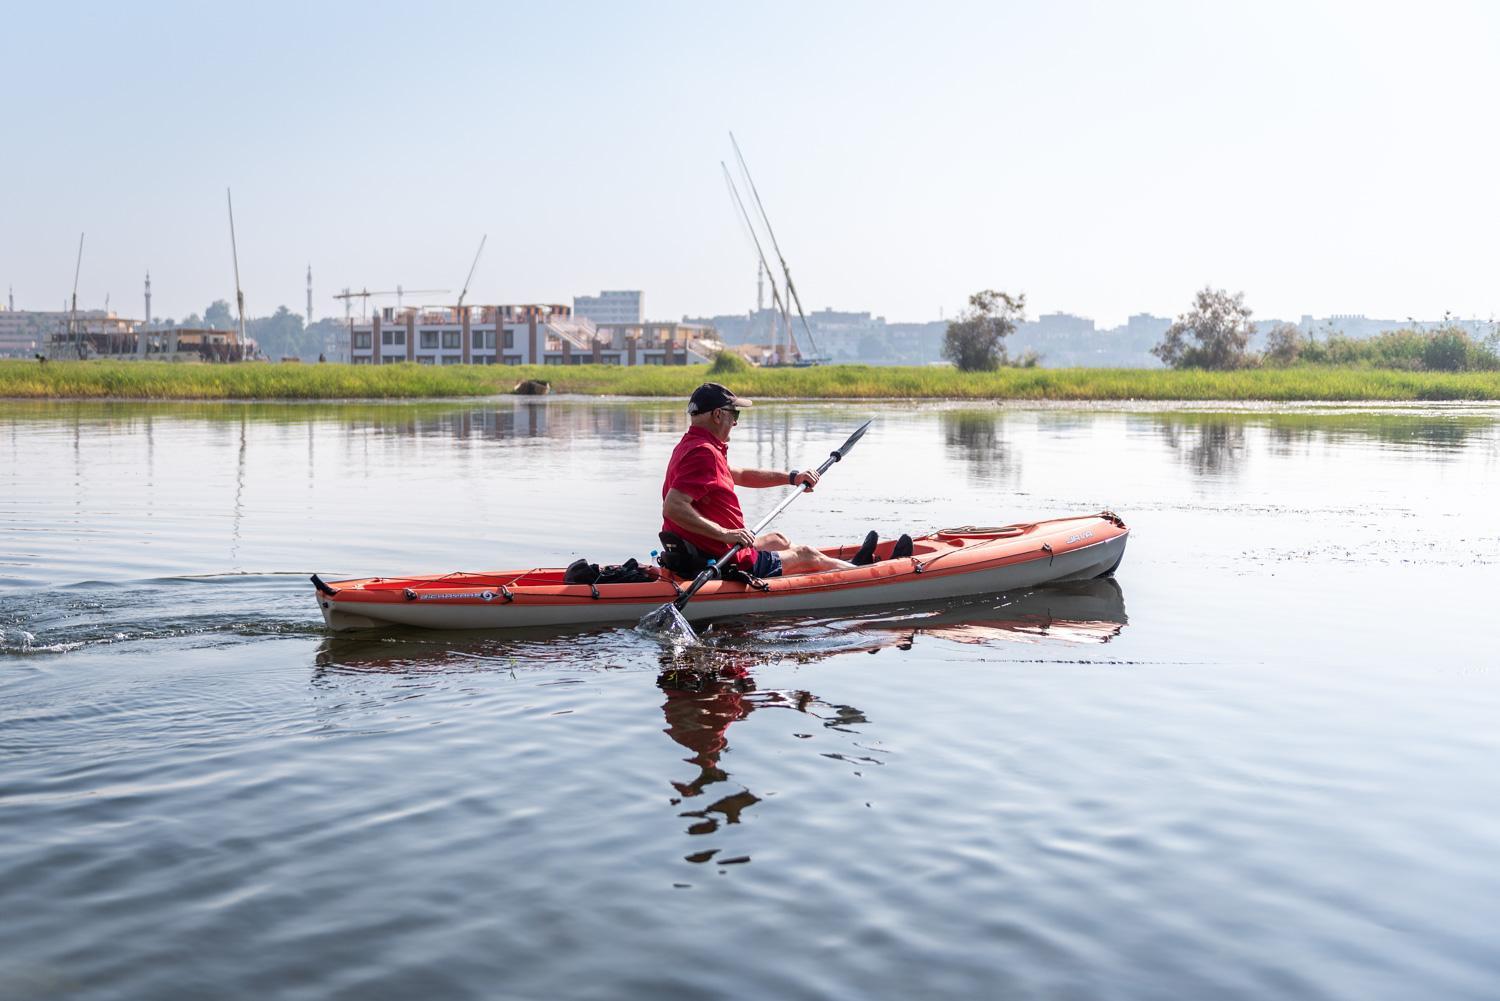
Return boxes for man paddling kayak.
[661,383,869,578]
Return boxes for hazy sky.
[3,1,1496,327]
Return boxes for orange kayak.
[311,511,1128,633]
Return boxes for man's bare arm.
[663,489,754,548]
[729,467,821,490]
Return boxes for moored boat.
[311,512,1128,633]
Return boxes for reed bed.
[3,359,1498,401]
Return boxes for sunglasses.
[719,407,741,424]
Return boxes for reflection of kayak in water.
[692,578,1130,661]
[858,577,1129,647]
[311,512,1129,632]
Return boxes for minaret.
[144,271,152,325]
[306,265,313,325]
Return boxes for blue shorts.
[750,550,784,578]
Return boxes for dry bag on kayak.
[565,558,656,586]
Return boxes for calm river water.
[2,398,1498,1000]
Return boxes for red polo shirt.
[662,425,744,558]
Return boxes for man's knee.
[760,531,790,550]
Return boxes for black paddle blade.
[831,420,873,461]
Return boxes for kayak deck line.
[312,512,1129,632]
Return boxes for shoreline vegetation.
[2,359,1499,402]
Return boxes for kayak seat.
[658,532,712,579]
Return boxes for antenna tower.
[144,271,152,325]
[306,265,313,325]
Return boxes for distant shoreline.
[2,359,1498,402]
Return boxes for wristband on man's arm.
[789,469,799,485]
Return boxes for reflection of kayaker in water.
[658,665,762,832]
[656,656,870,852]
[659,383,913,580]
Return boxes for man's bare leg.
[771,543,855,575]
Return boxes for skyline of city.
[3,2,1498,328]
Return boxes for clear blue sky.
[3,0,1496,327]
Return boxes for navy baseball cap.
[688,383,754,415]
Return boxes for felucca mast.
[722,162,791,354]
[457,235,487,309]
[227,189,247,350]
[729,132,823,363]
[68,232,84,358]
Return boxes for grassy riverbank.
[3,359,1499,401]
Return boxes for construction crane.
[333,286,451,321]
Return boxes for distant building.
[807,308,877,330]
[1125,313,1170,339]
[348,304,721,366]
[21,308,255,362]
[1033,312,1096,337]
[594,321,721,364]
[573,290,643,326]
[0,308,58,356]
[1,309,147,358]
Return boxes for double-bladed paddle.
[638,420,873,639]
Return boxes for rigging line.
[729,132,824,361]
[730,148,799,358]
[721,162,792,344]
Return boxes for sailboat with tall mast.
[723,132,828,366]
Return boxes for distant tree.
[1423,327,1473,372]
[707,350,752,376]
[306,318,345,360]
[203,300,235,330]
[943,290,1026,372]
[1153,288,1256,369]
[247,305,310,360]
[1263,322,1305,365]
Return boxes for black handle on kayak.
[670,420,872,612]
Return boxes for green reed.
[3,359,1498,401]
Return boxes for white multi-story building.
[348,304,721,366]
[572,290,643,326]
